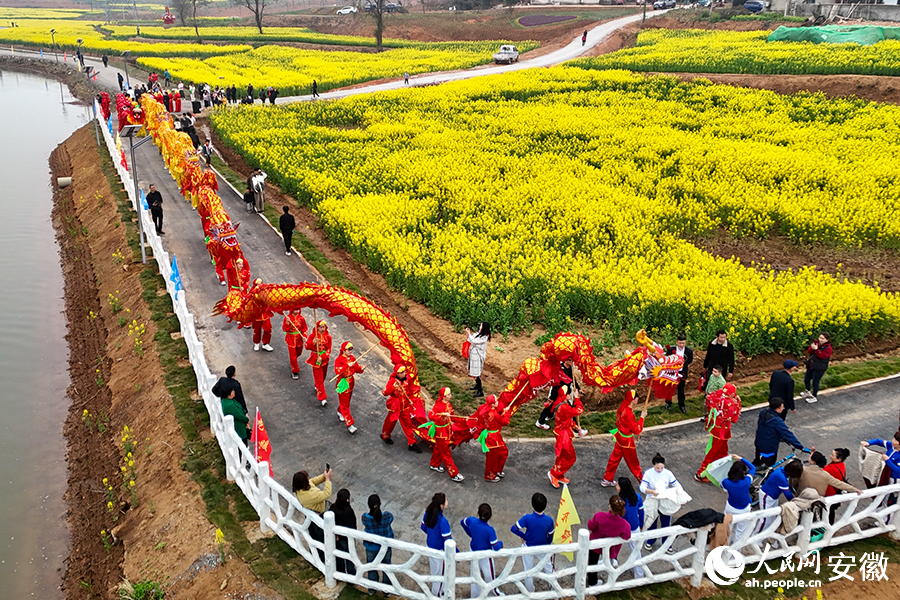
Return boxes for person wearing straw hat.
[334,341,364,434]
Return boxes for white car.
[336,6,358,14]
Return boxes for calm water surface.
[0,70,90,599]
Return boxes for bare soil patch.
[55,125,275,599]
[666,72,900,105]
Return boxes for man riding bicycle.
[754,398,812,468]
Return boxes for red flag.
[250,408,274,477]
[120,149,128,171]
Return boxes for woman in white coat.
[466,322,491,398]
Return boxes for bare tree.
[368,0,387,52]
[231,0,279,34]
[191,0,210,40]
[170,0,192,26]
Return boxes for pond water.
[0,69,90,599]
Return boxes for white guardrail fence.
[94,103,900,600]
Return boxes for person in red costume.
[381,365,422,453]
[548,385,584,488]
[475,394,511,483]
[334,341,364,434]
[695,383,741,483]
[249,278,274,352]
[600,390,647,486]
[424,388,464,482]
[305,320,332,406]
[228,256,251,292]
[282,309,308,380]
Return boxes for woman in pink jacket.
[586,496,631,587]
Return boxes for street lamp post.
[121,50,131,90]
[50,29,58,62]
[120,124,150,264]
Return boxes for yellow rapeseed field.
[572,28,900,75]
[210,68,900,354]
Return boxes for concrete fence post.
[324,511,336,588]
[798,511,814,555]
[257,463,271,533]
[222,415,235,481]
[690,527,709,588]
[574,528,590,600]
[444,539,457,600]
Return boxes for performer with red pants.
[282,309,308,379]
[305,320,332,406]
[227,256,251,292]
[696,383,741,483]
[333,341,364,434]
[248,278,273,352]
[424,388,464,482]
[600,390,646,486]
[381,365,422,453]
[476,394,511,483]
[549,386,584,488]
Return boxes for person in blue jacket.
[757,459,803,537]
[421,492,452,597]
[722,455,756,545]
[461,503,503,597]
[511,493,555,593]
[754,399,811,468]
[616,477,645,578]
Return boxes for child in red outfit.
[425,388,464,482]
[601,390,646,485]
[305,320,332,406]
[696,384,741,482]
[333,341,364,433]
[282,309,308,379]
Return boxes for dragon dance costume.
[424,388,461,479]
[549,389,584,486]
[334,341,364,429]
[602,390,645,483]
[381,364,418,446]
[305,320,332,404]
[282,310,308,377]
[474,395,511,482]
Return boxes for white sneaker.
[805,395,818,404]
[451,474,465,482]
[430,465,445,473]
[220,280,226,286]
[320,399,327,407]
[348,425,357,434]
[600,479,616,487]
[535,420,550,430]
[337,411,345,422]
[578,428,588,437]
[253,343,260,351]
[262,344,274,352]
[800,390,812,398]
[285,251,291,256]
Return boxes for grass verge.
[98,141,322,600]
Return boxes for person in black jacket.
[279,206,296,255]
[146,184,164,235]
[703,330,735,382]
[243,184,255,213]
[211,365,246,412]
[666,335,693,413]
[331,488,357,575]
[769,359,798,421]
